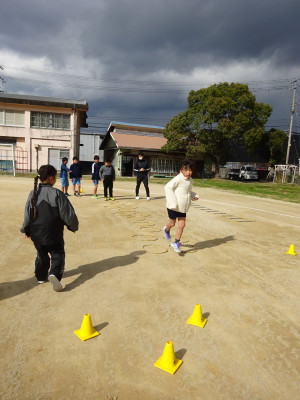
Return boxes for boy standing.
[134,152,150,200]
[70,156,83,196]
[163,160,198,253]
[91,155,101,199]
[99,159,115,200]
[60,157,70,196]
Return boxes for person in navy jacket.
[134,152,151,200]
[70,156,83,196]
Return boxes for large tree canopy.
[162,82,272,171]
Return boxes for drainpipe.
[34,144,39,172]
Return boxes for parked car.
[228,165,258,180]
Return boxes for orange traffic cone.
[154,341,182,374]
[187,304,207,328]
[74,313,100,341]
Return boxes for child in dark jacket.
[99,159,115,200]
[21,165,79,291]
[91,155,101,199]
[60,157,70,196]
[70,156,83,196]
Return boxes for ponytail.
[31,165,57,220]
[32,175,39,220]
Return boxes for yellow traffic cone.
[154,341,183,374]
[286,244,297,255]
[74,313,100,341]
[187,304,207,328]
[80,187,84,193]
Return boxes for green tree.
[163,82,272,173]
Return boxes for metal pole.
[286,80,297,164]
[12,144,16,176]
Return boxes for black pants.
[34,241,65,282]
[103,175,113,197]
[136,174,150,197]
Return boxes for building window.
[31,112,70,130]
[0,110,25,127]
[151,158,181,174]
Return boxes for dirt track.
[0,176,299,400]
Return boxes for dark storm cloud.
[1,0,300,131]
[1,0,300,70]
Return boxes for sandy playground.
[0,175,299,400]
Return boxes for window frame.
[31,111,70,130]
[0,109,25,127]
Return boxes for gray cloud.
[1,0,300,132]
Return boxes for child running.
[20,165,79,291]
[163,160,198,253]
[60,157,70,196]
[100,159,116,200]
[70,156,83,196]
[91,155,101,199]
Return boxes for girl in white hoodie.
[163,160,198,253]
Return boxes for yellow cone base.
[187,304,207,328]
[286,244,297,256]
[80,188,84,193]
[154,341,183,375]
[74,313,100,341]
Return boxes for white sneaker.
[37,280,46,284]
[147,197,150,201]
[136,196,140,200]
[48,274,63,292]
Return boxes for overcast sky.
[0,0,300,135]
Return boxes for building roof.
[0,93,88,111]
[108,121,165,133]
[110,132,167,150]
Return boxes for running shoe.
[104,197,108,201]
[92,195,99,199]
[109,197,115,201]
[136,196,140,200]
[48,274,63,292]
[163,226,171,241]
[171,241,181,253]
[65,193,70,197]
[147,197,150,201]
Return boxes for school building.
[0,93,88,172]
[100,121,184,177]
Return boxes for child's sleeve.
[69,164,73,179]
[91,163,95,180]
[164,176,179,210]
[56,191,79,232]
[99,166,103,180]
[20,192,33,236]
[62,164,70,172]
[191,190,198,199]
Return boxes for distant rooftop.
[0,93,88,110]
[109,121,164,130]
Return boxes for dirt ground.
[0,175,299,400]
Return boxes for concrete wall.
[0,102,83,171]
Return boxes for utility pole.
[0,65,5,92]
[286,79,297,165]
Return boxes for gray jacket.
[21,183,79,245]
[99,164,115,180]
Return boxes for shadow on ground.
[180,235,235,256]
[0,250,145,301]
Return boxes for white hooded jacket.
[164,172,198,213]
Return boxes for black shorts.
[167,208,186,219]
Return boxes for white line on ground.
[2,179,299,219]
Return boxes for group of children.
[21,157,198,291]
[60,156,116,200]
